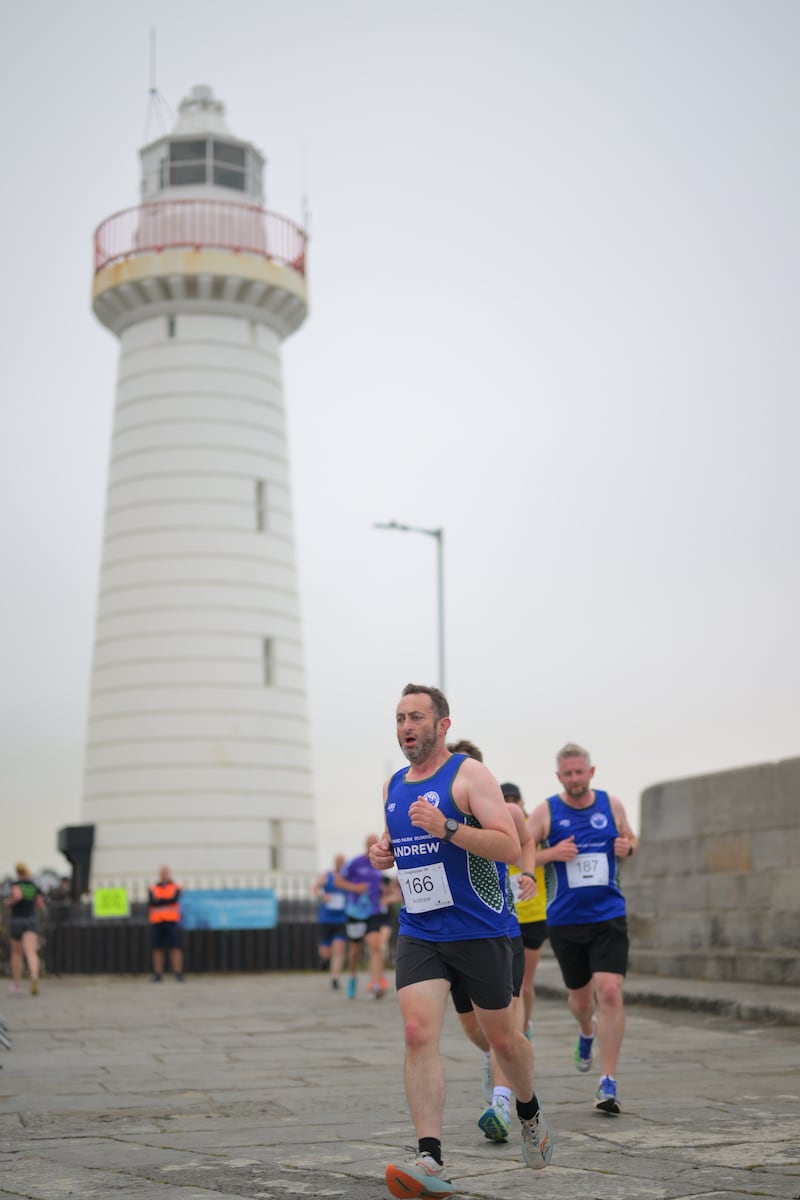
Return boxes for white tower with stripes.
[82,85,316,890]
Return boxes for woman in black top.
[4,862,44,995]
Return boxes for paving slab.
[0,971,798,1199]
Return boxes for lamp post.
[373,521,446,693]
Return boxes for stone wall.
[622,756,800,986]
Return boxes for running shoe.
[573,1016,596,1072]
[595,1075,621,1115]
[385,1152,454,1198]
[520,1108,554,1169]
[8,983,21,995]
[478,1097,510,1142]
[370,976,389,999]
[480,1055,493,1105]
[30,980,39,996]
[331,977,340,990]
[346,975,357,999]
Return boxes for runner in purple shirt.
[336,834,389,999]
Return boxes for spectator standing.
[147,866,184,982]
[4,863,44,995]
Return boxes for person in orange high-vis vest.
[147,866,184,982]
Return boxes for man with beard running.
[370,684,553,1198]
[529,742,637,1116]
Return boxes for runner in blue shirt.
[529,741,638,1115]
[370,684,553,1198]
[311,853,348,990]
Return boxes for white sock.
[493,1086,512,1107]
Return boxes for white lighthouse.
[80,85,316,891]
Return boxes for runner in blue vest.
[311,853,348,989]
[529,742,638,1116]
[370,684,553,1198]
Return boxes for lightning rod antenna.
[143,28,174,144]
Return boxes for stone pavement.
[533,954,800,1026]
[0,967,798,1200]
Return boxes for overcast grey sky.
[2,0,798,879]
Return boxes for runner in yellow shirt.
[502,783,548,1037]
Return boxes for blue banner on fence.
[180,889,279,931]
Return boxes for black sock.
[418,1137,442,1165]
[516,1091,540,1122]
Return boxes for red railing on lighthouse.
[94,199,307,276]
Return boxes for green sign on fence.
[92,887,130,919]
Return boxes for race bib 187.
[566,853,609,889]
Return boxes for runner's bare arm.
[528,801,578,864]
[409,758,520,862]
[509,803,537,898]
[527,801,550,847]
[311,872,328,896]
[333,870,368,893]
[368,783,395,871]
[610,795,638,857]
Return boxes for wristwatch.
[442,818,459,842]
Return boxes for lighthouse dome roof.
[173,84,231,136]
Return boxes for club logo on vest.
[590,812,609,830]
[423,791,441,807]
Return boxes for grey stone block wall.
[623,756,800,986]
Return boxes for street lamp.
[373,520,446,693]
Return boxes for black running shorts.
[450,933,523,1012]
[396,934,513,1011]
[519,919,548,951]
[345,913,383,941]
[318,921,347,946]
[548,917,629,990]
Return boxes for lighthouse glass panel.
[212,141,246,191]
[169,139,207,186]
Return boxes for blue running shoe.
[385,1152,454,1197]
[595,1075,621,1115]
[478,1097,510,1142]
[520,1107,554,1169]
[573,1016,596,1072]
[346,975,357,999]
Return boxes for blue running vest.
[386,754,507,942]
[544,789,627,925]
[316,871,348,925]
